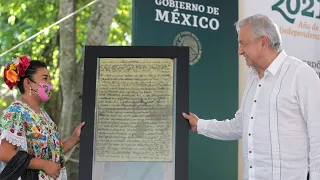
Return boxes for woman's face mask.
[29,79,53,101]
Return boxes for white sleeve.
[197,108,243,140]
[294,65,320,180]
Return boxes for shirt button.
[259,84,261,87]
[248,133,251,136]
[251,117,253,119]
[250,166,252,168]
[254,100,257,103]
[249,151,252,153]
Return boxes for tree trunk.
[86,0,119,45]
[58,0,76,138]
[73,0,120,122]
[58,0,77,178]
[58,0,119,179]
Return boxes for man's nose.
[238,47,244,55]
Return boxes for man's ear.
[261,36,269,47]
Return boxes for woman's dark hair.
[17,60,47,94]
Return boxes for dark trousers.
[307,172,309,180]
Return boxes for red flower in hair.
[16,56,30,77]
[2,53,30,90]
[20,56,30,72]
[17,63,25,77]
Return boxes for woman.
[0,54,85,180]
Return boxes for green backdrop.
[132,0,239,179]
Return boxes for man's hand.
[182,112,199,132]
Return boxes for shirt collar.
[266,50,287,75]
[249,50,287,76]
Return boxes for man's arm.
[183,108,243,140]
[295,65,320,180]
[197,109,243,140]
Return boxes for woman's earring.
[29,87,31,96]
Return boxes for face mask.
[29,79,53,101]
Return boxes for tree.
[58,0,120,178]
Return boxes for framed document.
[79,46,189,180]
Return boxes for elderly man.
[183,14,320,180]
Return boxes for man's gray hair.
[235,14,282,51]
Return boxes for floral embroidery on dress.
[0,101,66,180]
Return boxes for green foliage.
[0,0,132,106]
[0,0,61,94]
[0,0,59,63]
[109,0,132,45]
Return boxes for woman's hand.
[63,122,86,153]
[72,122,86,141]
[43,161,61,179]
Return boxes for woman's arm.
[0,140,16,163]
[62,122,85,153]
[62,135,79,153]
[0,140,61,178]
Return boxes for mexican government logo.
[173,31,202,65]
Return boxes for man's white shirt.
[197,50,320,180]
